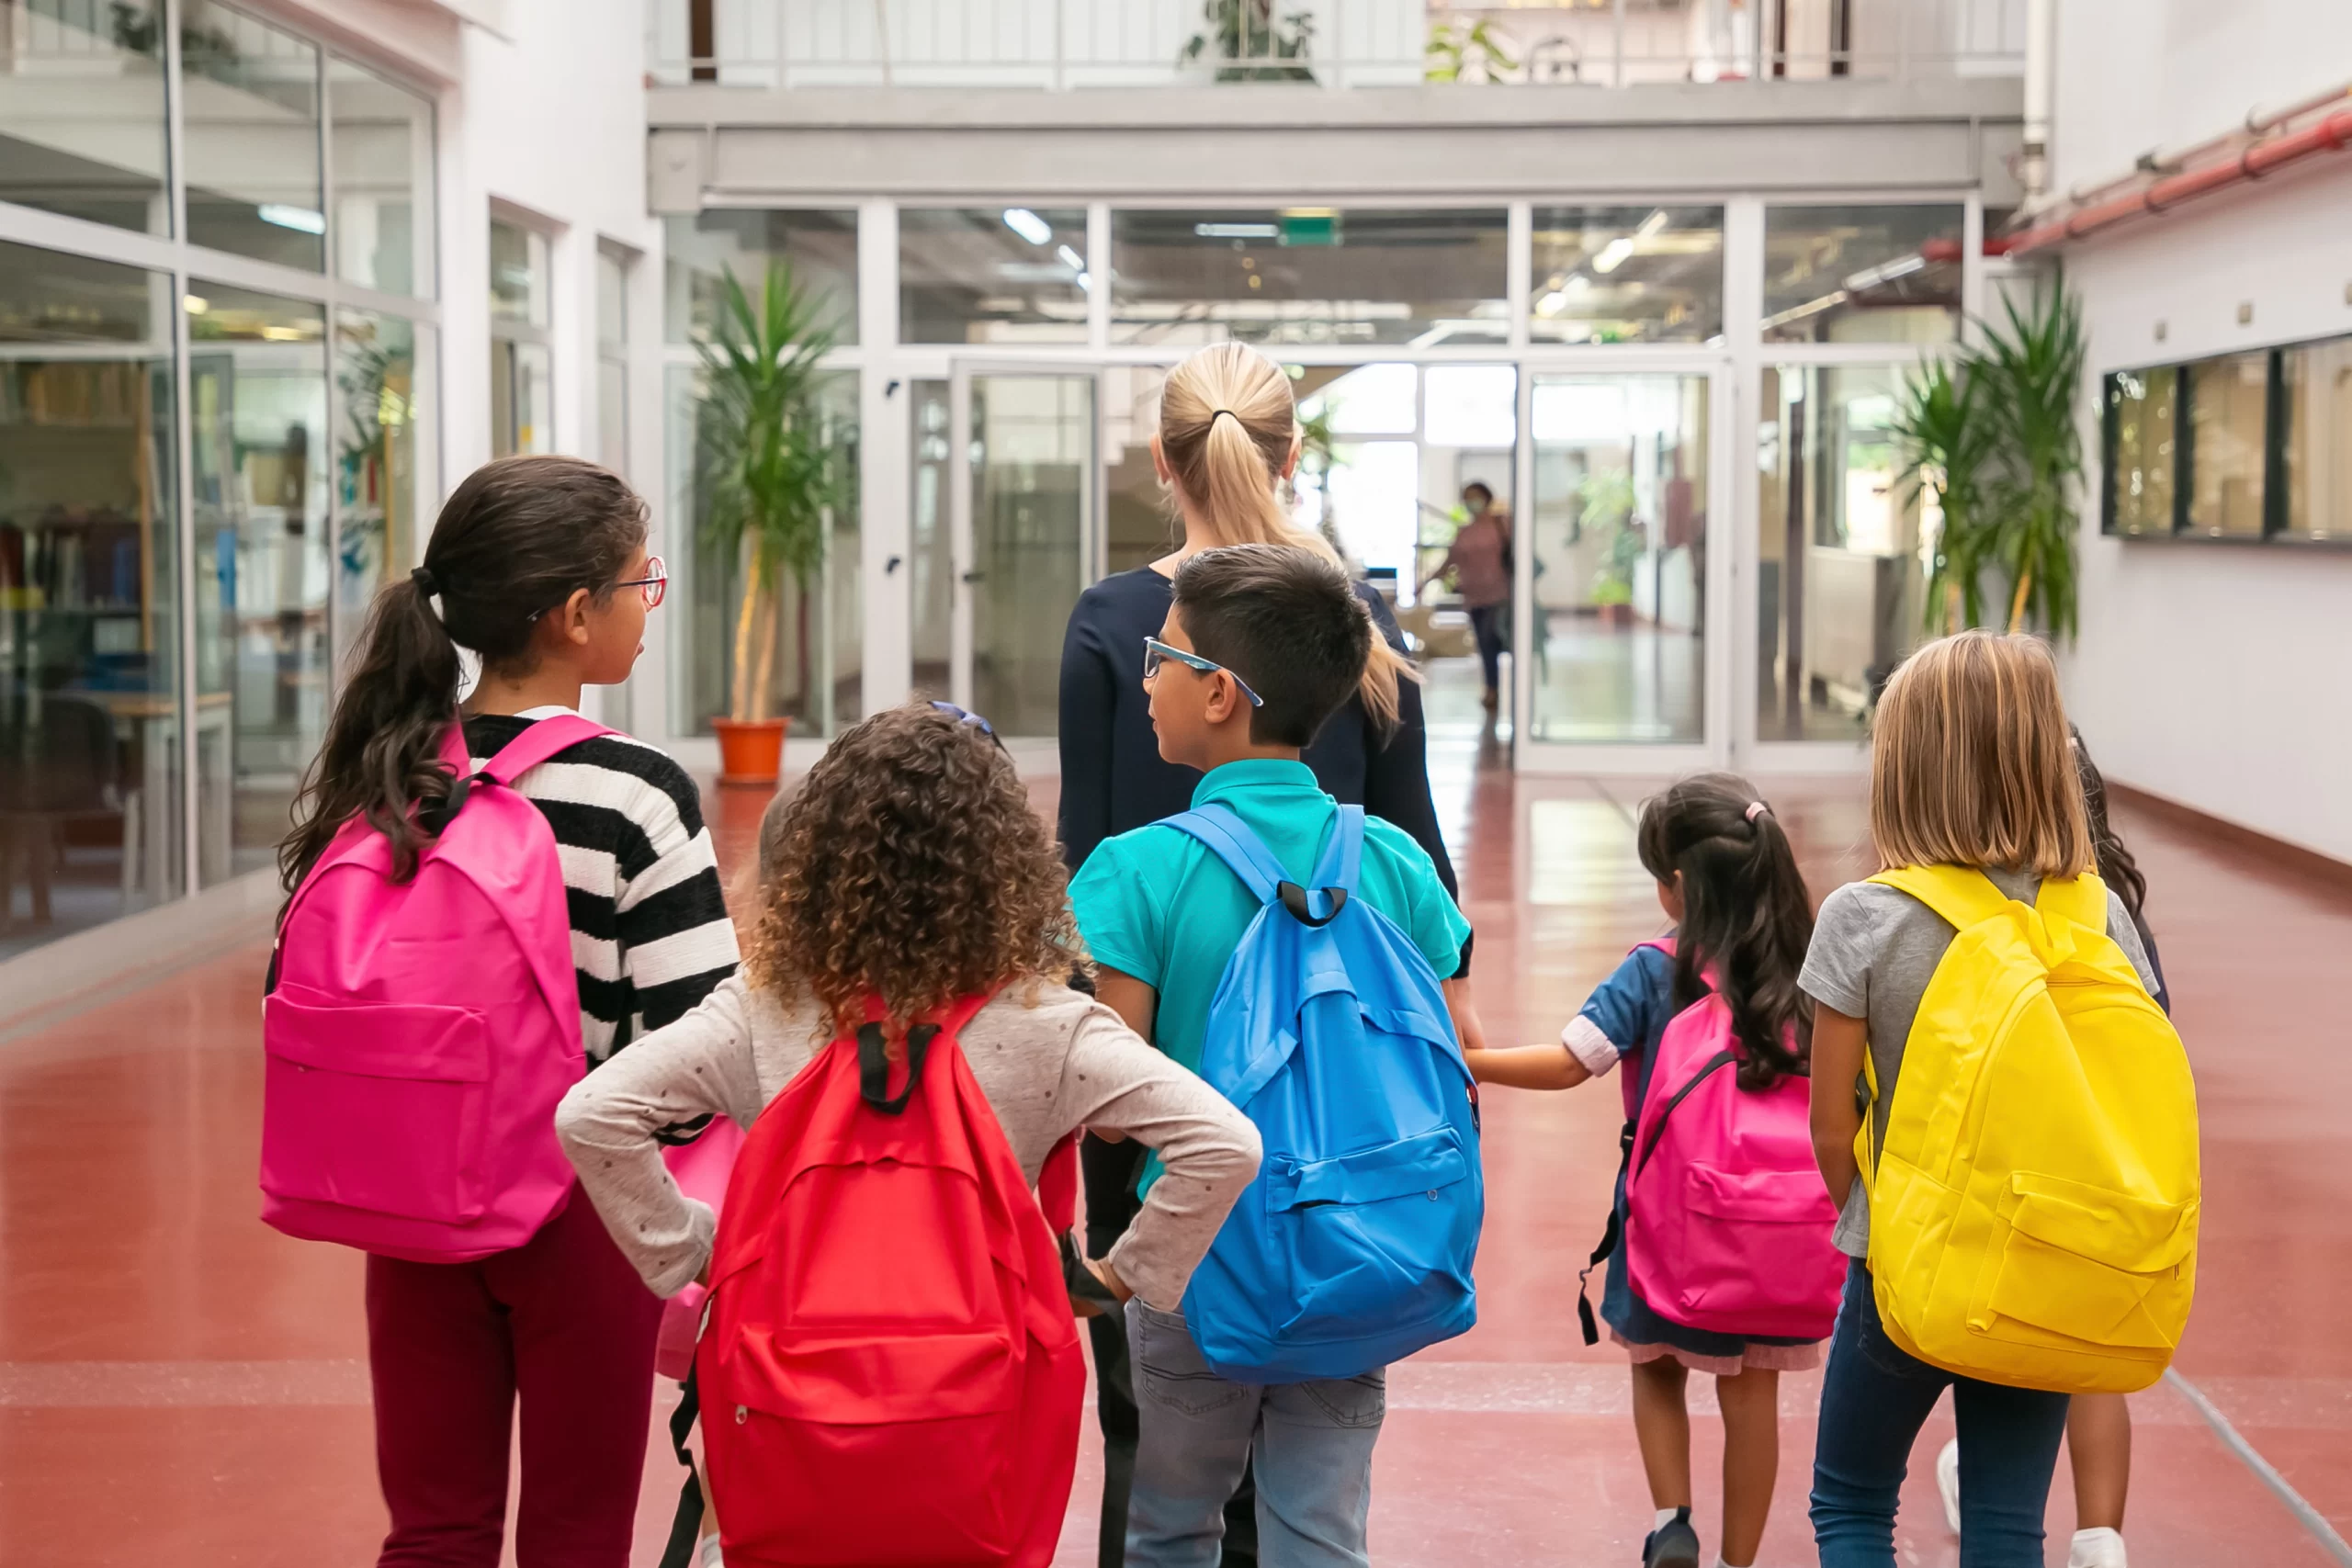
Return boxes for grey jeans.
[1124,1303,1385,1568]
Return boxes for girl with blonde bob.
[1797,631,2164,1568]
[1053,340,1473,1563]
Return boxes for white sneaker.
[2069,1527,2129,1568]
[1936,1437,1962,1536]
[698,1532,726,1568]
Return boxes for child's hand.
[1086,1255,1135,1304]
[1464,1043,1592,1091]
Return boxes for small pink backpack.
[259,715,607,1263]
[1622,940,1846,1340]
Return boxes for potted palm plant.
[695,261,842,785]
[1893,355,1997,637]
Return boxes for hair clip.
[1745,801,1770,824]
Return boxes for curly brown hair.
[745,703,1085,1040]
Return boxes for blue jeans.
[1812,1260,2072,1568]
[1125,1304,1384,1568]
[1467,604,1506,695]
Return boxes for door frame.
[1510,352,1738,776]
[945,357,1104,723]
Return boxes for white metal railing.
[646,0,2027,91]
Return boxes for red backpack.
[698,993,1085,1568]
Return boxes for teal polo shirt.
[1069,759,1470,1194]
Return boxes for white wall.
[2052,0,2352,863]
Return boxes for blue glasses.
[1141,637,1264,708]
[930,700,1006,749]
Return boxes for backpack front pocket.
[260,988,492,1224]
[1973,1170,2197,1352]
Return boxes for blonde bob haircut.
[1869,629,2094,879]
[1157,342,1415,730]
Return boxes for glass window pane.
[1756,365,1928,743]
[971,374,1090,736]
[677,370,861,735]
[187,283,327,886]
[491,218,549,329]
[330,58,434,298]
[1110,209,1508,347]
[664,209,859,345]
[183,2,325,271]
[2279,338,2351,543]
[334,310,424,671]
[1527,375,1708,744]
[909,378,954,695]
[598,249,628,347]
[2104,367,2177,537]
[1530,206,1724,344]
[899,207,1089,345]
[1763,205,1962,345]
[492,339,551,457]
[2185,353,2269,538]
[0,0,170,234]
[0,240,182,953]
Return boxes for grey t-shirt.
[1799,869,2160,1258]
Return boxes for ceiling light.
[1057,243,1085,272]
[1593,237,1636,274]
[258,204,325,235]
[1195,222,1280,239]
[1001,208,1052,245]
[1536,290,1568,317]
[1075,271,1093,294]
[1634,209,1670,239]
[184,295,209,314]
[1843,253,1928,292]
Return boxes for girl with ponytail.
[1055,341,1474,1563]
[1463,773,1822,1568]
[282,455,739,1567]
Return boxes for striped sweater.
[464,711,739,1065]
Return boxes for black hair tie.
[411,566,440,597]
[1210,409,1240,427]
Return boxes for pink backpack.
[259,715,608,1263]
[1622,940,1846,1339]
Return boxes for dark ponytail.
[1635,773,1817,1091]
[279,455,650,897]
[2070,724,2146,920]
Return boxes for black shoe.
[1641,1507,1701,1568]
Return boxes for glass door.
[1517,366,1727,770]
[947,363,1098,736]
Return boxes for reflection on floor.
[1756,670,1877,745]
[1,736,2346,1565]
[1529,615,1702,745]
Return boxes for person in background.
[278,456,737,1568]
[1055,340,1480,1568]
[1803,632,2165,1568]
[1417,480,1513,715]
[1932,725,2165,1568]
[1464,775,1824,1568]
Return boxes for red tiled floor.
[0,727,2345,1565]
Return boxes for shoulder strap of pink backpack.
[479,713,615,786]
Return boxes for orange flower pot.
[712,716,789,787]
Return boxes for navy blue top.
[1056,565,1462,933]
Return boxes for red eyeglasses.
[616,556,667,609]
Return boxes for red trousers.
[365,1187,663,1568]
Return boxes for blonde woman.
[1055,341,1469,1568]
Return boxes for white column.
[858,201,910,717]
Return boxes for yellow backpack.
[1858,867,2199,1394]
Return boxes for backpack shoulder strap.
[480,713,616,785]
[2034,873,2109,932]
[1307,805,1364,896]
[1163,804,1287,906]
[1868,864,2016,932]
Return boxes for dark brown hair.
[746,703,1084,1040]
[1636,773,1817,1091]
[278,455,649,895]
[2071,725,2147,919]
[1170,543,1373,750]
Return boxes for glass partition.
[1110,208,1508,347]
[1102,363,1174,578]
[187,283,327,886]
[1763,205,1962,345]
[2185,353,2268,538]
[967,372,1092,735]
[909,378,953,699]
[2103,367,2177,538]
[2278,338,2351,542]
[1529,206,1725,344]
[330,58,434,298]
[490,218,551,457]
[183,2,326,272]
[333,310,423,671]
[665,209,860,345]
[1525,374,1709,744]
[0,240,182,957]
[900,208,1089,344]
[1755,364,1924,743]
[0,0,171,234]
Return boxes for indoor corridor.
[0,725,2345,1567]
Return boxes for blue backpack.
[1164,803,1483,1383]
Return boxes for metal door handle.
[885,555,902,574]
[962,570,985,583]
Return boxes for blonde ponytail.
[1159,343,1416,730]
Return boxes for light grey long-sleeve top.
[554,973,1261,1312]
